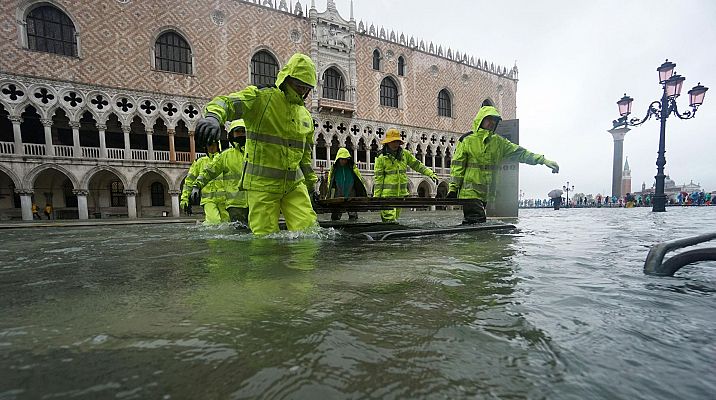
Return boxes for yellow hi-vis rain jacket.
[449,106,546,201]
[181,154,226,206]
[194,144,247,209]
[203,53,318,195]
[373,148,437,198]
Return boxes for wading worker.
[194,53,318,235]
[448,105,560,224]
[327,147,367,221]
[192,119,249,226]
[373,128,438,222]
[182,140,228,224]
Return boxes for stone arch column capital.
[124,190,138,197]
[72,189,89,196]
[167,129,175,136]
[168,190,181,196]
[69,121,81,129]
[40,118,53,127]
[9,116,23,124]
[14,188,33,195]
[96,124,107,130]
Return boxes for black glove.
[446,190,458,199]
[195,114,221,148]
[190,187,201,205]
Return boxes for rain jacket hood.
[471,106,502,137]
[334,147,352,163]
[276,53,317,89]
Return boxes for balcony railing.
[81,146,100,159]
[23,143,46,156]
[107,148,124,160]
[131,149,148,160]
[154,150,170,161]
[195,152,206,160]
[318,98,356,114]
[0,141,15,154]
[53,145,73,157]
[176,151,192,162]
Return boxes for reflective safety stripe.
[451,160,465,167]
[462,182,490,192]
[247,130,305,149]
[245,162,300,181]
[223,173,243,181]
[187,173,197,180]
[300,165,314,176]
[213,100,228,110]
[202,190,226,199]
[383,169,404,176]
[452,177,464,184]
[378,183,401,190]
[231,99,243,115]
[466,162,497,170]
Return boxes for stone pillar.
[365,148,370,166]
[97,124,107,159]
[168,129,176,162]
[421,152,426,165]
[10,116,23,155]
[17,189,33,221]
[73,189,89,220]
[431,155,436,170]
[70,121,81,158]
[125,190,138,219]
[189,130,196,161]
[146,130,154,161]
[169,190,181,217]
[353,147,358,162]
[608,127,630,198]
[311,143,317,167]
[41,118,55,156]
[123,126,132,160]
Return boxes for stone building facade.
[0,0,518,220]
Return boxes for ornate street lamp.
[563,182,574,208]
[612,59,708,212]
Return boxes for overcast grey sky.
[331,0,716,198]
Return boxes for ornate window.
[251,50,279,86]
[150,182,165,206]
[372,49,381,70]
[438,89,452,117]
[155,31,192,74]
[380,77,398,108]
[322,67,345,101]
[26,5,77,57]
[110,181,126,207]
[397,56,405,76]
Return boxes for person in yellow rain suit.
[192,119,249,227]
[194,53,318,235]
[373,128,438,222]
[448,105,560,224]
[181,141,228,224]
[327,147,368,221]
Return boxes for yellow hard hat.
[228,119,246,134]
[381,128,403,144]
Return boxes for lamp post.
[563,182,574,208]
[612,59,708,212]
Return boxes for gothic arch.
[16,0,82,56]
[248,46,282,86]
[24,163,79,189]
[0,164,22,189]
[80,165,129,189]
[130,167,174,191]
[150,26,196,73]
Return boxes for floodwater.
[1,207,714,399]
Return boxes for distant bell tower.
[621,157,632,195]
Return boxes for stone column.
[365,148,370,166]
[17,189,33,221]
[311,143,317,167]
[608,127,630,198]
[97,124,107,159]
[168,128,176,162]
[146,130,154,161]
[41,118,55,156]
[420,152,426,165]
[353,147,358,162]
[169,190,181,217]
[70,121,81,158]
[123,126,132,160]
[189,130,196,161]
[431,154,436,170]
[73,189,89,220]
[10,116,23,155]
[125,190,138,219]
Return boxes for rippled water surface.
[1,208,715,399]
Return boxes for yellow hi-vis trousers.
[203,202,229,225]
[247,183,317,235]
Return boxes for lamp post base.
[652,194,667,212]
